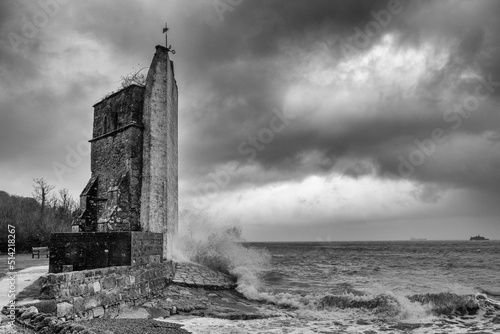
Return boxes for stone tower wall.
[140,46,178,259]
[88,85,145,231]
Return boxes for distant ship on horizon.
[410,237,427,241]
[470,235,489,241]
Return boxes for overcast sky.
[1,0,500,241]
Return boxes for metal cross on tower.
[163,22,176,54]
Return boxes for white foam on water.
[159,315,356,334]
[159,308,500,334]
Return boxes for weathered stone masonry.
[41,262,174,318]
[78,85,145,232]
[141,45,178,260]
[49,232,163,273]
[62,45,178,269]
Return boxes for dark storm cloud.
[0,0,121,196]
[170,0,500,202]
[1,0,499,209]
[63,1,159,60]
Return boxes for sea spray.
[385,292,432,320]
[175,207,272,294]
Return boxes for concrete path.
[0,265,48,309]
[172,262,236,289]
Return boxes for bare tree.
[59,188,69,211]
[32,178,55,222]
[49,193,59,210]
[59,188,76,213]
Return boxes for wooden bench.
[32,246,49,259]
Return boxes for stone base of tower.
[48,232,163,273]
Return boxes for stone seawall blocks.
[56,302,73,318]
[39,262,174,318]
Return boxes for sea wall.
[39,262,174,319]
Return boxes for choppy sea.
[166,240,500,333]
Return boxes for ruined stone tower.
[140,46,178,260]
[78,84,145,233]
[51,45,178,272]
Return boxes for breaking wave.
[175,209,500,322]
[174,207,271,293]
[241,288,496,321]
